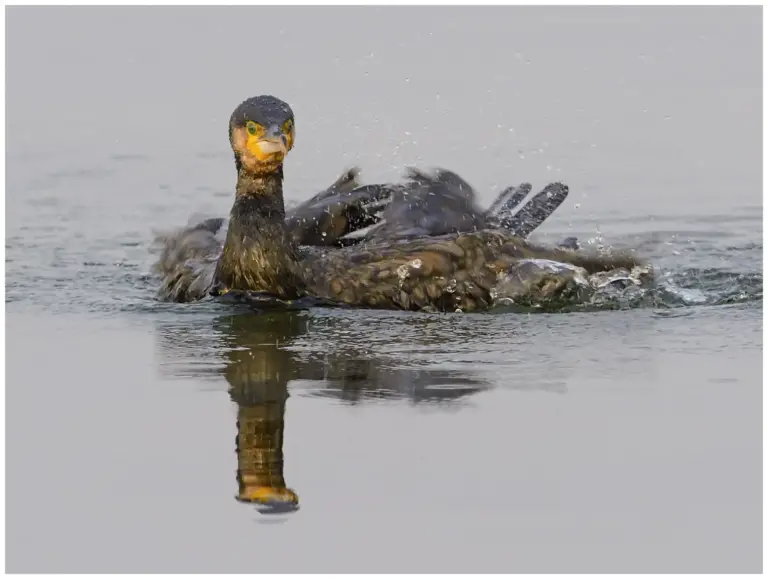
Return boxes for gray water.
[5,6,762,573]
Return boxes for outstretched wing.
[344,168,570,244]
[487,182,532,216]
[360,167,488,242]
[285,168,394,246]
[494,182,569,237]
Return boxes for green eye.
[246,121,260,136]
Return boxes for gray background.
[6,6,762,573]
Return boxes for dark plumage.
[357,167,569,243]
[284,167,394,247]
[281,165,570,248]
[153,95,652,311]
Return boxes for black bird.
[154,95,650,312]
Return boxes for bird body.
[153,95,651,312]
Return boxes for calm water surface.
[6,6,762,573]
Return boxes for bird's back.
[300,229,649,312]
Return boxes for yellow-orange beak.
[247,124,291,161]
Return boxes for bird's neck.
[235,168,287,210]
[214,167,305,298]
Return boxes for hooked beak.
[254,124,289,157]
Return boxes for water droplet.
[405,77,410,83]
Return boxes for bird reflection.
[219,313,306,514]
[154,310,491,514]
